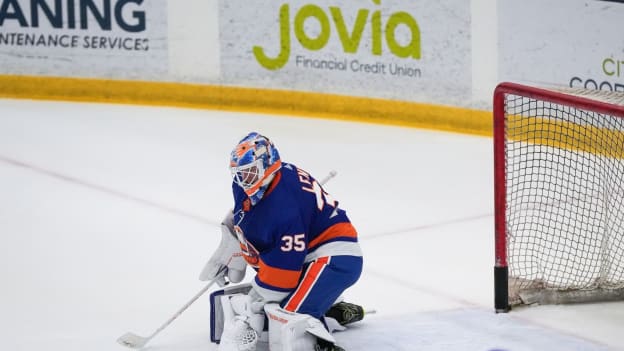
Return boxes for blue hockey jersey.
[231,163,361,299]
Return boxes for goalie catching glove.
[199,210,247,286]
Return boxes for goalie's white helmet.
[230,132,281,205]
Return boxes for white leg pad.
[264,304,335,351]
[230,294,265,337]
[218,316,258,351]
[211,283,254,343]
[218,294,267,351]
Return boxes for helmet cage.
[231,158,265,191]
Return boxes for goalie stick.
[117,265,227,349]
[318,170,337,186]
[116,170,339,349]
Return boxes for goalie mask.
[230,132,281,205]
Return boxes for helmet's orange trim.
[234,140,255,159]
[244,159,282,196]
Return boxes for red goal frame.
[493,82,624,312]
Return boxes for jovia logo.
[253,1,421,70]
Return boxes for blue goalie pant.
[210,255,363,343]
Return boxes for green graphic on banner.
[219,0,472,105]
[253,3,421,70]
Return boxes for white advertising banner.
[219,0,472,105]
[0,0,168,79]
[499,0,624,92]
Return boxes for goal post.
[493,82,624,312]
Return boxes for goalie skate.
[325,302,364,326]
[315,338,346,351]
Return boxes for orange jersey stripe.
[284,256,330,312]
[258,259,301,290]
[308,222,357,250]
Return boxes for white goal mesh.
[494,83,624,309]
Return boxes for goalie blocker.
[210,284,365,350]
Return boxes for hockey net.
[493,82,624,311]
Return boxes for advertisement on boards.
[219,0,472,105]
[0,0,168,79]
[499,0,624,92]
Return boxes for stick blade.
[117,332,148,349]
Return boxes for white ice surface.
[0,99,622,351]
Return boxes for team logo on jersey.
[234,225,260,267]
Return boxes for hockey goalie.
[200,132,365,351]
